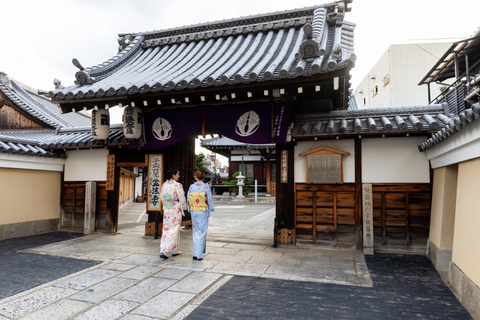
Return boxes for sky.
[1,0,478,159]
[1,0,478,91]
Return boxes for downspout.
[388,48,392,107]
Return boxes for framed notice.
[299,146,349,183]
[106,155,115,191]
[147,154,163,211]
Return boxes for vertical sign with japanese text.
[281,150,288,183]
[362,183,374,255]
[106,155,115,191]
[147,154,163,211]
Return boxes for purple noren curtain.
[142,107,202,149]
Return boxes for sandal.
[160,252,169,259]
[172,252,181,256]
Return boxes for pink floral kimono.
[159,180,186,256]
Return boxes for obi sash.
[189,192,207,211]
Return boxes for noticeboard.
[299,146,349,183]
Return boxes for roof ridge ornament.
[72,58,95,85]
[295,23,324,62]
[0,72,12,89]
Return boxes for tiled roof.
[201,136,275,148]
[43,1,355,105]
[0,73,91,128]
[418,103,480,152]
[291,104,451,138]
[39,124,128,149]
[0,134,63,158]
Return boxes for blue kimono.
[187,181,214,259]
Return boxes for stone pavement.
[0,202,472,319]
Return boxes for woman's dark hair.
[193,169,204,180]
[166,167,179,180]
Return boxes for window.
[382,74,389,86]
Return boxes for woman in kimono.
[159,167,187,259]
[187,169,215,261]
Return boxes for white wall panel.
[64,149,108,181]
[362,137,430,183]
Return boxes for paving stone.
[19,299,93,320]
[117,253,164,265]
[117,265,164,280]
[121,315,157,320]
[101,263,138,272]
[70,278,138,303]
[55,269,121,290]
[113,277,177,303]
[204,246,240,255]
[79,250,133,261]
[202,252,251,263]
[153,267,193,280]
[169,272,222,294]
[132,291,195,319]
[72,299,138,320]
[223,243,267,250]
[0,287,77,319]
[210,261,269,275]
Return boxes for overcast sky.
[1,0,478,92]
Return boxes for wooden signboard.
[299,146,349,183]
[147,154,163,211]
[106,155,115,191]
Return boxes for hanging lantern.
[123,105,143,139]
[91,108,110,140]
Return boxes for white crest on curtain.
[235,111,260,137]
[152,117,172,141]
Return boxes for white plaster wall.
[64,149,108,181]
[294,140,355,183]
[355,42,451,109]
[362,137,430,183]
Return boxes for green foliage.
[195,154,208,172]
[439,85,448,96]
[222,171,253,195]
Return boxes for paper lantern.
[91,108,110,140]
[122,105,143,139]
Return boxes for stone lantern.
[235,172,246,200]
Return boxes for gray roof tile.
[418,103,480,151]
[292,104,450,138]
[0,73,90,128]
[44,2,356,103]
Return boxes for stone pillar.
[428,166,457,271]
[362,183,374,255]
[84,181,97,235]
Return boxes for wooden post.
[354,138,363,250]
[106,162,120,233]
